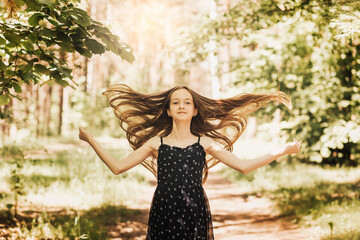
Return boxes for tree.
[180,0,360,165]
[0,0,135,106]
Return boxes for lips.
[178,112,187,114]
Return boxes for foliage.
[0,141,150,238]
[181,0,360,165]
[0,0,135,104]
[219,161,360,239]
[68,89,126,138]
[330,13,360,40]
[1,145,25,218]
[6,205,139,239]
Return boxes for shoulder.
[142,136,162,152]
[199,135,223,153]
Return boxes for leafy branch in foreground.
[0,0,135,105]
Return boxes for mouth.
[178,112,187,114]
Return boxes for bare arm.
[204,137,302,174]
[79,127,157,175]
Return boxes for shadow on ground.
[0,204,149,239]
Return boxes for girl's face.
[167,89,198,121]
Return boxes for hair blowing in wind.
[103,84,292,184]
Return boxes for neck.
[168,120,194,141]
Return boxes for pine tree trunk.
[35,84,40,137]
[44,85,53,135]
[58,86,63,136]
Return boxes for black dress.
[146,136,214,240]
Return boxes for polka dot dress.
[146,136,214,240]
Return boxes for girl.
[79,84,302,240]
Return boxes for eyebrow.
[172,98,192,100]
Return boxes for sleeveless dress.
[146,136,214,240]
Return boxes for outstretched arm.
[205,137,302,174]
[79,127,155,175]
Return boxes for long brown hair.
[103,84,292,184]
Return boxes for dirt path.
[204,171,314,240]
[109,170,315,240]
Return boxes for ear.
[194,108,198,116]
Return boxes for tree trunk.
[209,0,220,99]
[35,84,40,137]
[43,85,53,135]
[58,85,63,136]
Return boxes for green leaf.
[0,95,10,105]
[56,79,69,87]
[57,41,75,52]
[101,36,118,53]
[73,14,91,27]
[42,7,51,15]
[47,18,59,26]
[19,72,33,82]
[28,13,44,27]
[119,45,135,63]
[34,64,49,74]
[75,28,89,38]
[22,0,41,11]
[28,32,38,42]
[39,54,53,62]
[12,83,22,93]
[4,69,14,77]
[89,24,111,35]
[0,36,6,45]
[5,42,17,48]
[21,41,35,51]
[29,58,39,63]
[51,70,62,81]
[75,46,85,54]
[40,79,55,87]
[71,7,92,27]
[0,60,6,71]
[75,46,92,58]
[57,65,72,78]
[40,28,55,38]
[3,32,21,45]
[56,14,69,25]
[85,39,105,54]
[38,0,54,8]
[20,63,33,73]
[74,7,89,16]
[56,31,71,42]
[70,33,82,42]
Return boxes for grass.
[0,136,153,239]
[0,204,142,239]
[1,134,360,239]
[216,135,360,239]
[219,156,360,239]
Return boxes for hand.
[79,127,93,143]
[284,138,302,155]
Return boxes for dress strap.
[160,136,163,145]
[197,135,201,143]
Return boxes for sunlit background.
[0,0,359,239]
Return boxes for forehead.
[170,89,193,100]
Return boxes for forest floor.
[44,141,317,240]
[106,169,316,240]
[1,140,325,240]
